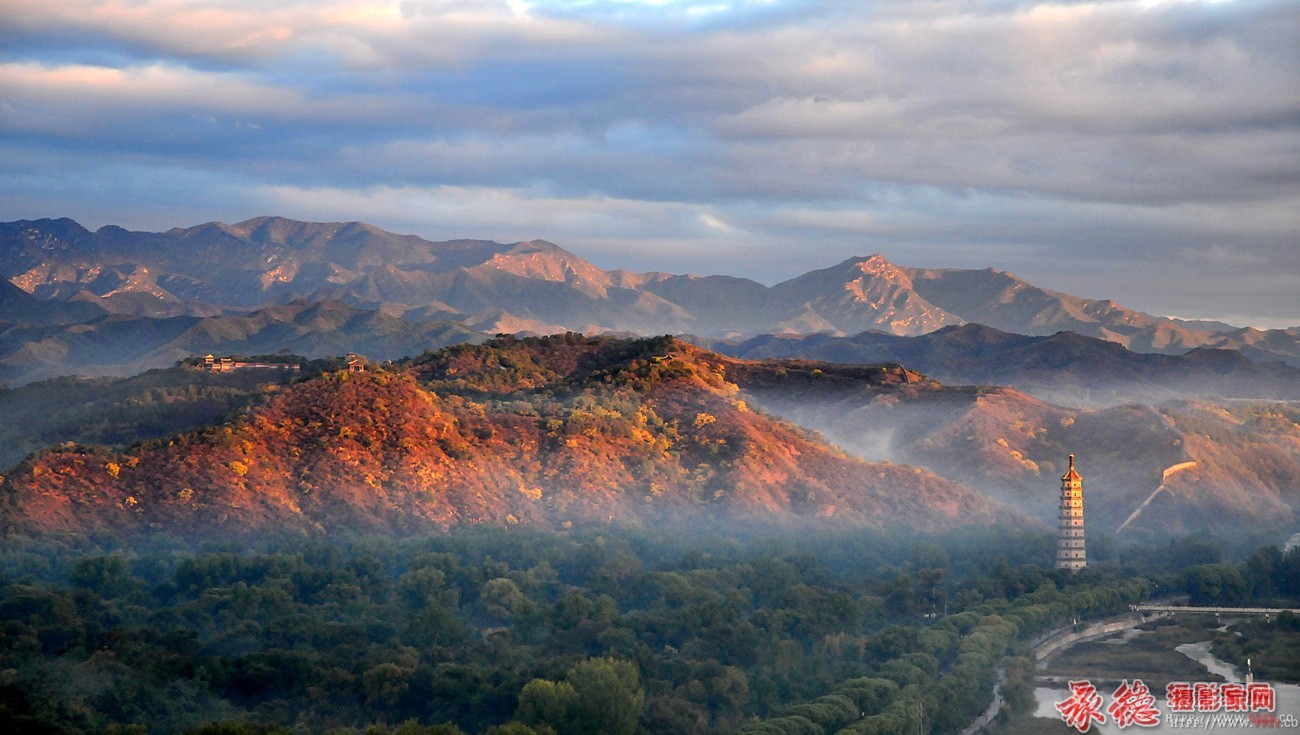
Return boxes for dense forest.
[4,524,1298,735]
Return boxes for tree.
[516,679,577,732]
[486,724,549,735]
[69,555,140,599]
[1181,564,1248,605]
[683,661,749,728]
[1244,546,1283,600]
[478,578,527,621]
[363,663,413,708]
[565,658,644,735]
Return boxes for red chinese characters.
[1056,680,1107,732]
[1061,679,1280,730]
[1194,682,1222,712]
[1248,682,1276,712]
[1108,679,1160,728]
[1221,682,1248,712]
[1166,682,1194,712]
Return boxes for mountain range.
[703,324,1300,407]
[3,216,1298,388]
[4,216,1297,350]
[0,298,478,384]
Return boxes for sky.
[1,0,1297,329]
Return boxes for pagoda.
[1056,454,1087,571]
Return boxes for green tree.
[479,577,528,621]
[485,724,548,735]
[363,663,413,708]
[516,679,577,732]
[69,555,141,599]
[1182,564,1248,605]
[565,658,644,735]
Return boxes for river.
[1033,636,1300,733]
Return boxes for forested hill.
[0,335,1015,539]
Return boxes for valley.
[2,218,1298,735]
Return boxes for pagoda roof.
[1061,453,1081,482]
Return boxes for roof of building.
[1061,453,1081,482]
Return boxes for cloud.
[0,0,1296,326]
[0,0,605,67]
[0,61,304,114]
[256,182,755,255]
[1179,244,1271,266]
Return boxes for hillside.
[4,336,1296,538]
[5,218,1295,368]
[706,323,1300,407]
[0,357,399,472]
[734,369,1300,536]
[0,299,480,385]
[0,272,105,326]
[0,336,1013,539]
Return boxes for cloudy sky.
[1,0,1297,327]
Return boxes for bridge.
[1135,604,1300,618]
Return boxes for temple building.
[199,354,300,373]
[1056,454,1087,571]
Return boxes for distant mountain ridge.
[0,299,480,385]
[5,217,1295,366]
[703,324,1300,407]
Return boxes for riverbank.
[1033,611,1159,670]
[1041,615,1226,689]
[1024,617,1300,734]
[958,612,1159,735]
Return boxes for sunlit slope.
[0,336,1013,539]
